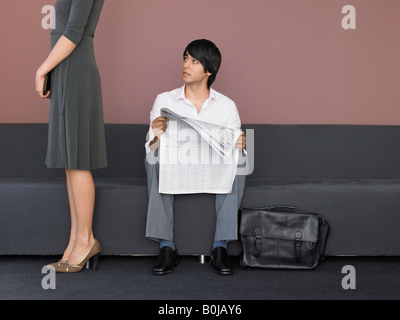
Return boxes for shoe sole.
[153,261,179,275]
[213,269,233,275]
[153,269,175,275]
[210,261,233,275]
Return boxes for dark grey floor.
[1,255,399,300]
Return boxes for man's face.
[182,52,211,87]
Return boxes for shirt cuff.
[145,129,156,154]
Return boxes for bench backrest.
[1,124,400,179]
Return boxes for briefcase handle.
[252,205,299,212]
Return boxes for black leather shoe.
[153,246,178,275]
[210,246,232,275]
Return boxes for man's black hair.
[183,39,222,89]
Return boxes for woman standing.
[35,0,106,273]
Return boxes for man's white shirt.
[145,85,241,154]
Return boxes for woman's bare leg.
[61,170,78,261]
[64,169,96,265]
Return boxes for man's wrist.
[149,136,159,147]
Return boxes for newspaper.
[159,108,242,194]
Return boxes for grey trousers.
[145,153,246,243]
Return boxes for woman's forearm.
[37,36,77,77]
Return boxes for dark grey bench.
[1,124,400,256]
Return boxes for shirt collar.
[176,84,216,102]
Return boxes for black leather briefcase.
[239,206,329,270]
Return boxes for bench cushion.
[2,178,400,255]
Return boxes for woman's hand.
[35,36,77,100]
[35,69,50,99]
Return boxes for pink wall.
[1,0,399,125]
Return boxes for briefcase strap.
[295,231,303,261]
[255,228,262,256]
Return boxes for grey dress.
[46,0,107,170]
